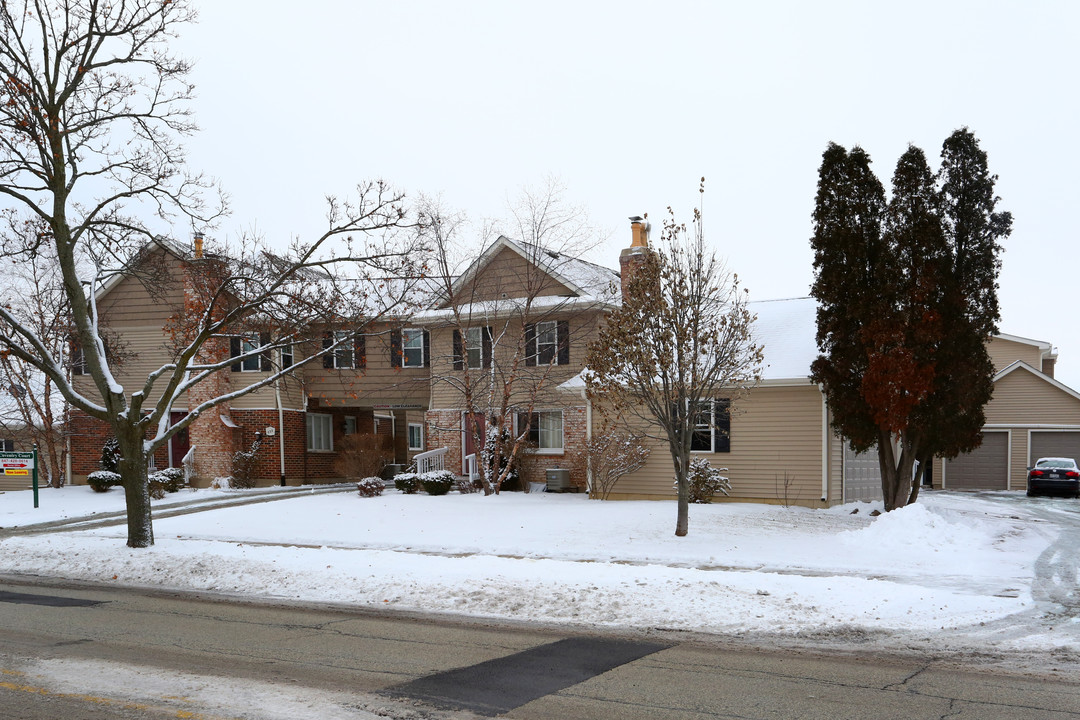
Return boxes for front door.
[168,411,190,468]
[462,413,485,474]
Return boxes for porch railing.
[465,453,480,483]
[182,445,196,486]
[414,447,448,475]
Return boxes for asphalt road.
[0,579,1077,719]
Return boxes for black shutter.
[423,330,430,368]
[230,336,242,372]
[390,328,402,368]
[452,329,463,371]
[322,333,333,369]
[482,326,493,369]
[556,320,570,365]
[524,323,536,367]
[260,332,272,371]
[714,399,731,453]
[354,334,366,369]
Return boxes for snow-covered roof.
[749,296,819,382]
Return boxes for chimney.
[193,232,204,259]
[619,215,650,300]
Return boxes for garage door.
[844,445,882,502]
[1030,431,1080,466]
[945,431,1008,490]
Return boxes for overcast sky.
[176,1,1079,387]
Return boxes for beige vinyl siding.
[299,329,429,409]
[609,384,829,507]
[97,252,186,328]
[987,337,1045,373]
[985,370,1080,425]
[452,246,576,303]
[427,312,602,410]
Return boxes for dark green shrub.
[148,467,186,498]
[420,470,455,496]
[100,438,120,474]
[394,472,421,494]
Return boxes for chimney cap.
[629,215,644,223]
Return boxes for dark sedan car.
[1027,457,1080,498]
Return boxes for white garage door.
[945,431,1009,490]
[1030,431,1080,466]
[844,445,882,502]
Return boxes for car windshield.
[1035,458,1079,471]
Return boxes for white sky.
[177,1,1080,387]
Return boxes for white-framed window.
[0,439,13,452]
[343,416,357,435]
[280,343,293,369]
[239,333,261,372]
[403,328,424,368]
[408,423,424,451]
[466,326,484,370]
[690,399,731,453]
[536,321,558,365]
[331,331,354,369]
[306,413,333,452]
[517,410,563,452]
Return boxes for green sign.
[1,449,39,508]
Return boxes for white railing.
[465,453,480,482]
[415,447,448,475]
[182,445,196,486]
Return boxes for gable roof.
[441,235,619,307]
[993,360,1080,402]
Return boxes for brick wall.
[425,409,463,474]
[68,409,174,483]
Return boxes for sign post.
[0,450,37,508]
[32,444,38,509]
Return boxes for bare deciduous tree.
[586,182,763,536]
[0,0,425,546]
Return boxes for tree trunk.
[671,450,689,537]
[116,427,154,548]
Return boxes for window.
[525,321,569,366]
[280,344,293,369]
[517,410,563,452]
[306,413,333,452]
[466,327,484,369]
[230,333,269,372]
[690,399,731,453]
[408,423,424,451]
[323,331,355,369]
[70,342,88,375]
[536,321,557,364]
[239,333,261,372]
[0,439,13,452]
[403,328,424,368]
[343,416,357,435]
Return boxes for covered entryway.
[944,431,1009,490]
[1030,430,1080,465]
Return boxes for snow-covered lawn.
[1,485,1078,672]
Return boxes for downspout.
[275,379,286,486]
[820,385,828,504]
[584,389,593,496]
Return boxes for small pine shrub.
[394,472,421,494]
[357,477,385,497]
[420,470,455,496]
[87,470,121,493]
[682,459,731,504]
[100,438,121,474]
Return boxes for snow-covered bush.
[682,459,730,503]
[357,476,384,497]
[148,467,186,498]
[87,470,121,493]
[420,470,455,496]
[100,438,120,474]
[394,472,421,494]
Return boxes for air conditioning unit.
[546,468,571,492]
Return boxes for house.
[64,224,1080,504]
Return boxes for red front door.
[169,411,190,468]
[462,413,485,474]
